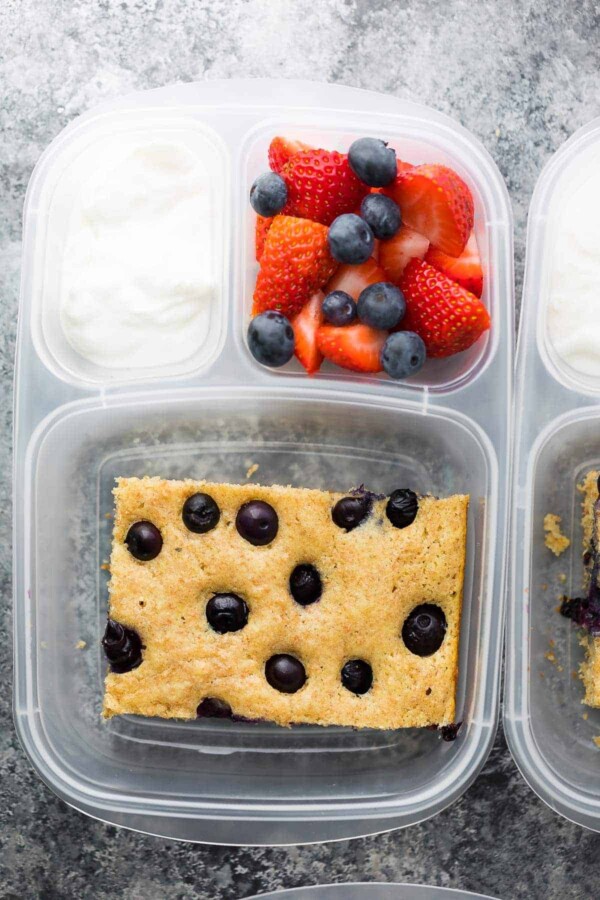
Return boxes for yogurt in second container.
[546,149,600,378]
[60,139,216,370]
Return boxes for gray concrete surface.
[1,1,600,898]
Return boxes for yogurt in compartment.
[546,150,600,378]
[60,140,215,370]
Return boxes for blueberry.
[348,137,397,187]
[440,722,462,742]
[357,282,405,330]
[196,697,232,719]
[236,500,279,545]
[386,488,419,528]
[248,311,295,368]
[341,659,373,695]
[381,331,426,380]
[332,495,371,531]
[402,604,447,656]
[206,593,249,633]
[328,213,374,265]
[265,654,306,693]
[125,521,163,561]
[360,193,401,240]
[182,492,220,534]
[102,619,143,673]
[249,171,288,217]
[322,290,357,326]
[289,563,322,606]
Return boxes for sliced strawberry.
[255,215,273,261]
[395,159,414,178]
[425,232,483,298]
[317,322,386,373]
[292,291,324,374]
[282,148,369,226]
[378,225,429,284]
[252,216,338,318]
[399,259,490,358]
[370,161,412,196]
[325,257,386,301]
[268,136,312,173]
[384,164,474,257]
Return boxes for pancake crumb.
[544,513,570,556]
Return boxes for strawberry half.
[252,216,338,318]
[384,164,474,257]
[317,322,386,373]
[292,290,324,374]
[255,215,273,261]
[399,259,490,358]
[325,257,386,300]
[282,149,369,226]
[268,136,311,174]
[425,232,483,298]
[378,225,429,284]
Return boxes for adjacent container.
[13,79,513,844]
[505,117,600,831]
[247,884,500,900]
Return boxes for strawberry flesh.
[317,322,386,373]
[292,291,324,374]
[425,232,483,297]
[325,257,386,301]
[378,225,429,284]
[384,164,474,257]
[399,258,490,358]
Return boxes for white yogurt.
[547,152,600,377]
[60,140,215,370]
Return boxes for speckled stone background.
[1,2,600,898]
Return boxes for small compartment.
[507,407,600,830]
[238,118,504,394]
[526,411,600,787]
[535,121,600,395]
[30,111,229,387]
[20,387,497,844]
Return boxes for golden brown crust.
[103,477,469,728]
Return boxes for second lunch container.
[13,79,513,844]
[506,116,600,832]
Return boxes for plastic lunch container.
[13,79,513,845]
[246,884,500,900]
[505,117,600,831]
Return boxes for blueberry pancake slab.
[102,477,469,729]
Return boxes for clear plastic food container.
[13,79,513,844]
[247,884,500,900]
[505,117,600,831]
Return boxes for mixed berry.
[102,619,143,673]
[248,134,489,380]
[108,489,449,705]
[125,520,162,560]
